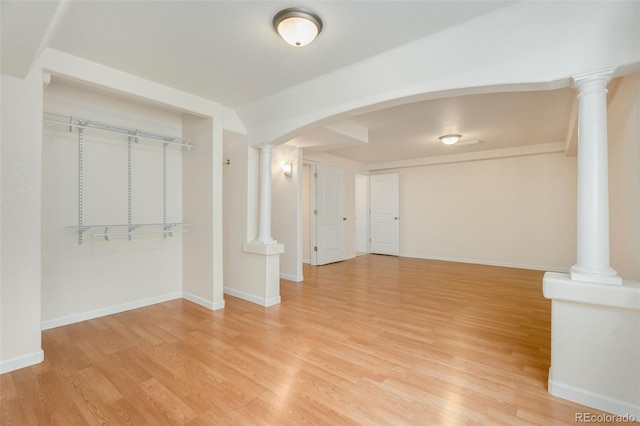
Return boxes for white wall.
[222,131,249,292]
[272,144,303,281]
[1,69,44,372]
[373,152,577,271]
[609,73,640,281]
[41,81,184,326]
[303,152,368,261]
[183,114,224,309]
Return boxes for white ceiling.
[2,1,581,163]
[1,1,511,107]
[293,88,576,164]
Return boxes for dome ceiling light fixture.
[439,134,462,145]
[273,7,323,47]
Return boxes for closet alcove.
[41,77,221,329]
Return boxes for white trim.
[368,142,565,171]
[280,273,304,282]
[224,287,281,307]
[572,67,617,86]
[264,296,281,307]
[243,242,285,255]
[303,258,311,264]
[548,372,640,419]
[543,273,640,311]
[310,164,318,266]
[40,49,220,118]
[182,292,225,310]
[399,252,570,273]
[41,292,182,330]
[345,253,357,261]
[0,350,45,374]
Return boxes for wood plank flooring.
[1,255,613,425]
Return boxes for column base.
[243,242,284,255]
[570,264,622,285]
[250,238,278,246]
[224,242,284,307]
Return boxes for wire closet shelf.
[43,111,193,244]
[43,111,194,150]
[72,223,190,241]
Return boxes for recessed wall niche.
[41,80,186,325]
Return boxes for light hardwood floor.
[1,255,612,425]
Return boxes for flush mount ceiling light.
[439,134,462,145]
[273,7,323,47]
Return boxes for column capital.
[257,143,275,152]
[572,67,616,89]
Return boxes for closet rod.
[70,222,188,230]
[43,111,194,151]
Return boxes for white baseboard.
[0,349,44,374]
[224,287,281,307]
[41,292,182,330]
[399,252,570,273]
[280,272,304,282]
[182,291,225,310]
[8,292,224,374]
[549,374,640,419]
[264,296,281,307]
[303,258,311,264]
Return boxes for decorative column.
[542,69,640,418]
[241,143,284,307]
[570,68,621,285]
[253,144,276,245]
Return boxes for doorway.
[370,173,400,255]
[311,164,347,265]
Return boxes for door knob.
[394,217,398,220]
[343,217,347,221]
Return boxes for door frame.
[310,164,318,265]
[310,163,348,266]
[355,173,370,254]
[370,173,400,256]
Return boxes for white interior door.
[312,164,346,265]
[370,173,399,255]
